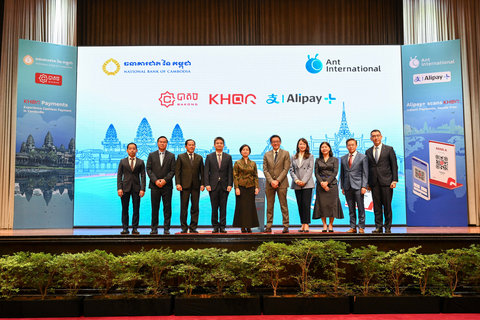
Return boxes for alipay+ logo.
[306,54,323,74]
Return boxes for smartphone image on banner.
[412,157,430,201]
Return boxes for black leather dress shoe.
[220,228,227,233]
[264,228,272,233]
[121,229,129,235]
[372,228,383,234]
[190,229,199,233]
[150,229,158,235]
[181,229,188,234]
[132,229,140,235]
[385,228,392,234]
[247,228,252,233]
[282,227,289,234]
[164,229,170,235]
[212,227,219,233]
[241,228,247,233]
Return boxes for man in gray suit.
[263,135,291,233]
[340,138,368,234]
[146,136,175,235]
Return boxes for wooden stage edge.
[1,226,480,256]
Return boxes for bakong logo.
[159,92,198,108]
[35,73,62,86]
[103,58,121,76]
[305,54,323,74]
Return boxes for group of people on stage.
[117,130,398,235]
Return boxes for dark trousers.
[344,188,365,229]
[180,187,200,231]
[209,187,229,228]
[294,188,312,224]
[371,183,393,229]
[121,190,140,230]
[151,187,172,231]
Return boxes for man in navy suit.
[366,129,398,234]
[340,138,368,234]
[204,137,233,233]
[117,142,146,235]
[146,136,175,235]
[175,139,204,233]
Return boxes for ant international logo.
[305,54,323,74]
[102,58,121,76]
[409,56,420,68]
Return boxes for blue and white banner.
[75,45,405,227]
[14,39,77,229]
[402,40,467,226]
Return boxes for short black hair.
[185,139,196,146]
[127,142,137,149]
[270,135,281,143]
[214,137,225,144]
[157,136,168,143]
[346,138,357,146]
[239,144,251,154]
[370,129,381,136]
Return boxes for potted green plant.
[440,246,480,313]
[353,246,441,314]
[0,252,83,317]
[262,240,350,315]
[83,249,174,316]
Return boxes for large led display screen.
[75,45,405,227]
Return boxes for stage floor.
[1,226,480,236]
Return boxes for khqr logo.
[306,54,323,74]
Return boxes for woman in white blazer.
[289,138,315,232]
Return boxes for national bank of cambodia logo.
[305,54,323,74]
[409,56,420,68]
[23,55,34,65]
[102,58,121,76]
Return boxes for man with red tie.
[117,143,146,235]
[340,138,368,234]
[366,130,398,234]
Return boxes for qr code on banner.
[435,155,449,171]
[414,167,426,183]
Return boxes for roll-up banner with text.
[402,40,467,226]
[14,39,77,229]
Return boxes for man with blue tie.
[204,137,233,233]
[340,138,368,234]
[117,143,146,235]
[146,136,176,235]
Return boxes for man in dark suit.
[205,137,233,233]
[365,129,398,234]
[175,139,205,233]
[146,136,175,235]
[117,142,146,235]
[263,134,291,233]
[340,138,368,234]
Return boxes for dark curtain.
[77,0,403,46]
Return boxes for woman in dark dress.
[233,144,259,233]
[313,141,344,232]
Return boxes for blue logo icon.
[324,93,336,104]
[306,54,323,74]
